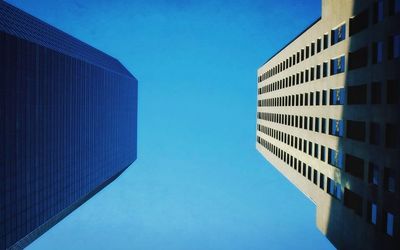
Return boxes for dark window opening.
[347,120,366,141]
[349,9,369,36]
[370,122,380,145]
[345,154,364,179]
[344,188,363,216]
[385,124,398,148]
[347,84,367,104]
[387,80,399,104]
[368,163,380,185]
[348,47,368,70]
[371,82,382,104]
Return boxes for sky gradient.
[6,0,334,249]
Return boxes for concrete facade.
[256,0,400,249]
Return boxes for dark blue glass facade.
[0,2,137,249]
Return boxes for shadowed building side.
[256,0,399,249]
[0,1,138,249]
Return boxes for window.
[330,88,345,105]
[319,173,325,190]
[384,167,396,192]
[331,56,345,75]
[347,84,367,104]
[317,38,322,53]
[315,117,319,132]
[310,92,314,106]
[320,146,325,161]
[373,41,384,63]
[330,119,344,137]
[321,118,327,133]
[316,91,320,105]
[390,0,400,14]
[323,34,329,49]
[322,90,327,105]
[328,148,343,169]
[331,24,346,45]
[328,178,342,200]
[311,43,315,56]
[385,212,394,236]
[345,154,364,179]
[349,47,368,70]
[313,169,318,185]
[387,80,400,104]
[306,46,310,59]
[385,124,398,148]
[316,65,321,79]
[388,34,400,59]
[344,188,363,216]
[349,9,369,36]
[371,82,382,104]
[368,163,379,185]
[373,0,384,23]
[369,202,378,225]
[323,62,328,77]
[308,166,312,181]
[347,120,366,141]
[310,67,315,81]
[370,122,380,145]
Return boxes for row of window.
[258,0,400,84]
[258,25,341,83]
[258,33,400,96]
[257,56,342,94]
[257,135,397,237]
[257,111,399,148]
[259,80,399,106]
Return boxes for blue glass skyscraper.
[0,2,138,249]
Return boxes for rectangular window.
[350,9,369,36]
[313,169,318,185]
[331,24,346,45]
[385,124,398,148]
[310,67,315,81]
[308,166,312,181]
[368,163,380,185]
[327,178,342,200]
[331,56,345,75]
[309,141,313,156]
[323,34,329,49]
[373,41,384,63]
[348,47,368,70]
[321,118,327,133]
[330,88,346,105]
[345,154,364,179]
[347,84,367,104]
[330,119,344,137]
[319,173,325,190]
[310,92,314,106]
[385,212,394,236]
[317,38,322,53]
[316,65,321,79]
[309,117,313,131]
[384,167,396,192]
[316,91,320,105]
[322,90,327,105]
[371,82,382,104]
[388,34,400,59]
[328,148,344,169]
[314,143,319,158]
[390,0,400,15]
[323,62,328,77]
[315,117,320,132]
[320,145,325,161]
[370,122,380,145]
[374,0,384,23]
[347,120,366,141]
[344,188,363,216]
[369,202,378,225]
[387,80,400,104]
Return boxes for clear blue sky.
[7,0,334,249]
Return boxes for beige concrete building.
[256,0,400,249]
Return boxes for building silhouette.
[0,1,137,249]
[256,0,399,249]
